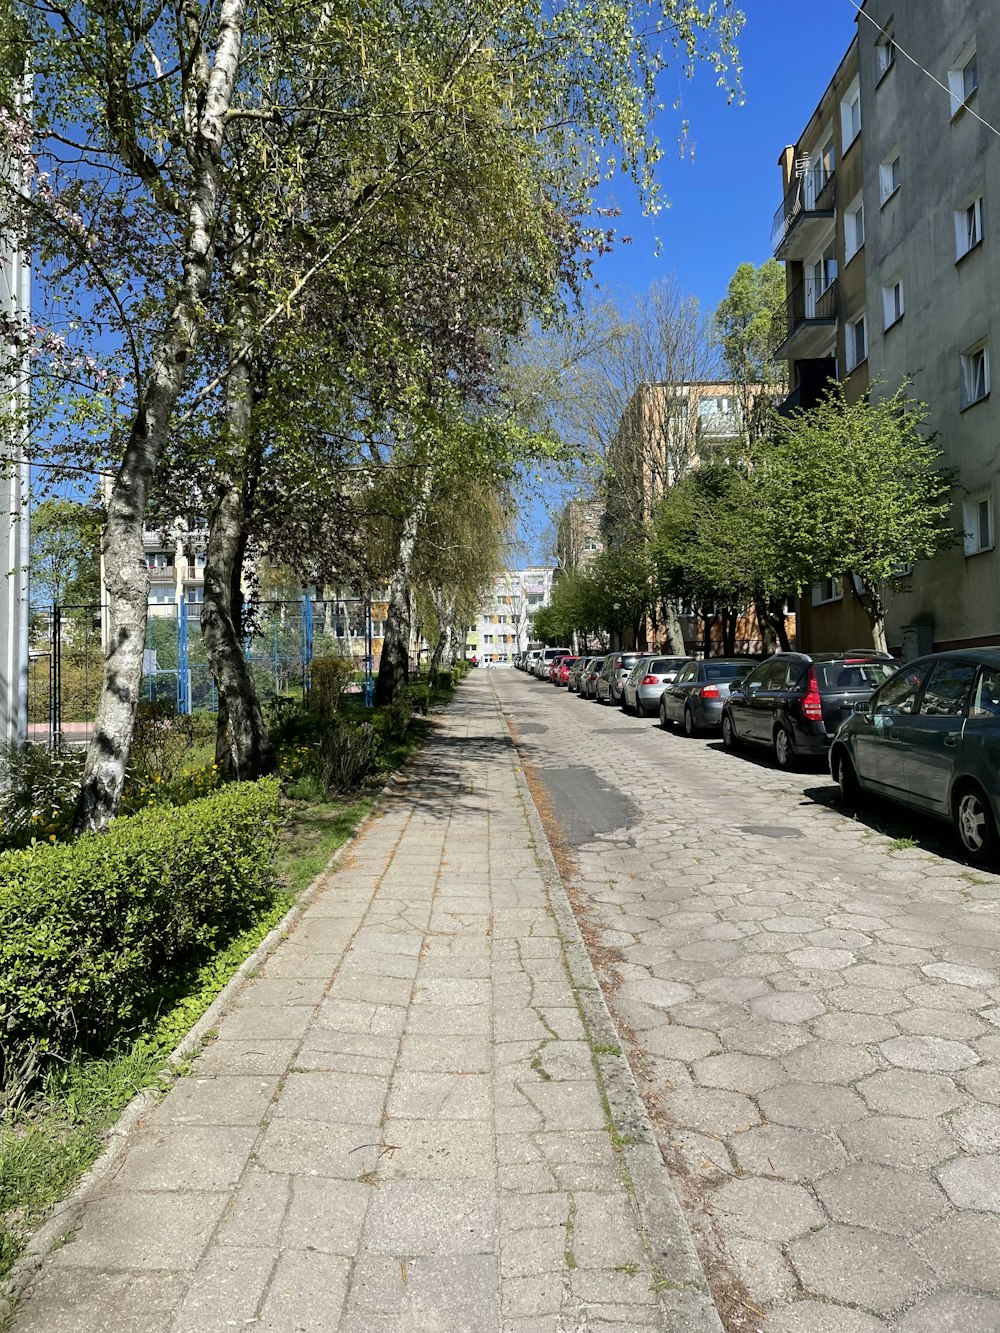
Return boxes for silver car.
[621,656,691,717]
[596,652,646,704]
[580,657,605,699]
[567,657,592,693]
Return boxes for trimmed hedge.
[0,778,283,1093]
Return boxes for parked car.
[548,654,570,683]
[525,649,542,674]
[596,652,646,705]
[721,651,897,770]
[831,650,1000,862]
[660,658,756,733]
[621,656,691,717]
[580,657,605,700]
[534,647,570,678]
[557,655,579,686]
[567,657,592,693]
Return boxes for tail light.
[802,667,823,721]
[641,675,658,685]
[699,685,720,698]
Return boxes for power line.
[848,0,1000,139]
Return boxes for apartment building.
[778,3,1000,653]
[555,498,603,572]
[603,380,746,542]
[466,567,555,662]
[143,526,208,617]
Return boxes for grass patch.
[887,836,919,851]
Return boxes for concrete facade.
[780,3,1000,654]
[467,568,555,663]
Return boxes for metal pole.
[178,598,189,714]
[364,595,374,707]
[50,603,61,747]
[301,594,314,698]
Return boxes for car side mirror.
[853,700,873,715]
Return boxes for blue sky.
[519,0,860,560]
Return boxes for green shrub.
[309,655,355,716]
[406,681,431,716]
[0,778,283,1102]
[127,700,195,787]
[386,693,413,742]
[0,743,84,851]
[319,720,375,793]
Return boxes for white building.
[467,567,555,663]
[0,86,31,746]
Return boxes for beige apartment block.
[778,2,1000,654]
[603,379,745,540]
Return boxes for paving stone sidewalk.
[12,676,717,1333]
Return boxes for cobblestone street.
[493,669,1000,1333]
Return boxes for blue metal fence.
[28,596,377,747]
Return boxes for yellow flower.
[48,834,56,842]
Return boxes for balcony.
[772,167,836,260]
[147,566,177,582]
[774,279,838,362]
[697,410,742,441]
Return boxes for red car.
[558,656,579,686]
[547,654,569,684]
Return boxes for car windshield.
[815,661,898,691]
[704,661,752,681]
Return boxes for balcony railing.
[772,167,836,254]
[775,278,838,359]
[147,566,177,582]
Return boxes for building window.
[845,196,865,261]
[846,313,867,373]
[876,23,896,79]
[955,195,984,260]
[963,493,994,555]
[841,78,862,148]
[949,44,979,118]
[811,578,843,606]
[882,277,904,330]
[880,151,901,204]
[961,341,990,408]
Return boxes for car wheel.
[834,750,863,806]
[659,701,670,730]
[773,727,794,770]
[954,785,1000,863]
[721,713,738,751]
[635,698,645,719]
[683,706,698,738]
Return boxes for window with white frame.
[963,492,994,555]
[882,276,904,329]
[876,22,896,78]
[845,195,865,261]
[846,312,868,372]
[961,341,990,408]
[955,194,984,260]
[811,578,843,606]
[948,43,979,117]
[880,150,901,204]
[841,78,862,148]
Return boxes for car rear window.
[704,661,751,681]
[815,661,897,691]
[619,654,642,668]
[649,658,685,673]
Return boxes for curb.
[489,676,725,1333]
[0,719,432,1325]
